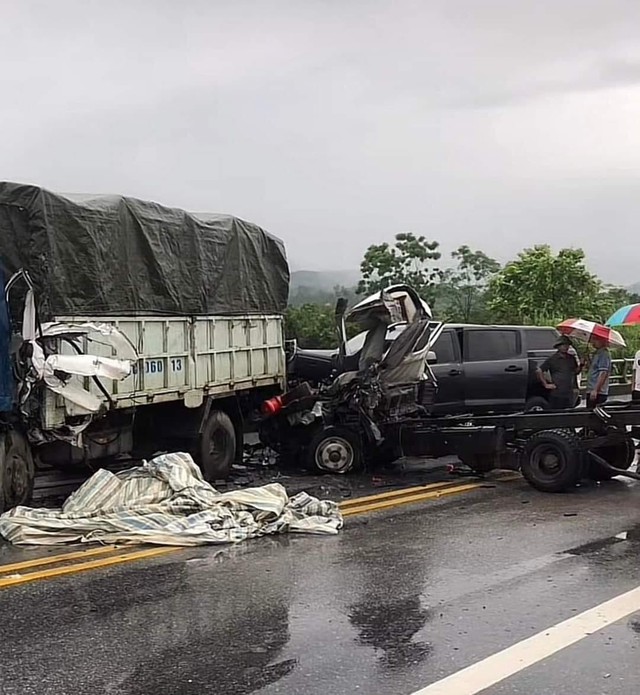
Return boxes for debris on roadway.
[0,452,343,546]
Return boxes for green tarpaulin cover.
[0,182,289,318]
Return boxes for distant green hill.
[289,269,359,306]
[290,269,360,292]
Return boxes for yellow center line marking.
[340,480,465,508]
[0,546,178,590]
[0,545,122,575]
[341,482,485,516]
[340,471,522,517]
[0,472,522,587]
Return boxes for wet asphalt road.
[2,475,640,694]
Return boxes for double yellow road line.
[0,544,176,590]
[339,472,521,517]
[0,471,520,589]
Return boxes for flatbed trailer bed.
[398,403,640,492]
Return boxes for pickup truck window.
[466,329,520,362]
[524,328,558,351]
[433,331,457,363]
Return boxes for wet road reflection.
[346,536,432,670]
[3,480,640,695]
[350,597,432,669]
[121,596,295,695]
[115,542,297,694]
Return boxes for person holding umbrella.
[536,335,580,409]
[557,318,626,408]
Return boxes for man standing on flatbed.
[537,336,581,409]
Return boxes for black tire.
[524,397,550,412]
[0,429,35,513]
[587,435,635,481]
[459,453,496,474]
[198,410,237,482]
[521,429,583,493]
[306,426,361,474]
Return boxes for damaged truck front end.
[0,270,138,510]
[260,285,443,473]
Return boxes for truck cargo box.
[41,313,286,428]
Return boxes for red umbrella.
[556,318,626,348]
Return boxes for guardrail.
[610,358,635,386]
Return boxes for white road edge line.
[411,584,640,695]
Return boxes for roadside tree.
[487,246,603,325]
[438,245,501,323]
[357,233,442,304]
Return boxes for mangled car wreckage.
[260,286,443,473]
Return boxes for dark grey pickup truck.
[289,323,564,415]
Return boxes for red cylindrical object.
[261,395,283,417]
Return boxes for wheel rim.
[529,444,566,481]
[315,436,354,473]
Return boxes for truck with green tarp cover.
[0,182,290,512]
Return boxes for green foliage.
[357,232,442,304]
[285,304,338,349]
[286,240,640,359]
[617,325,640,358]
[285,304,360,349]
[487,246,604,325]
[593,286,640,325]
[438,245,501,323]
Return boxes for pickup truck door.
[462,328,528,413]
[429,328,464,414]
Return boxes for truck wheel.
[524,397,549,412]
[521,429,583,493]
[199,410,237,482]
[307,426,361,474]
[0,429,35,513]
[587,435,635,481]
[459,453,496,474]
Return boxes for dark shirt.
[540,352,579,397]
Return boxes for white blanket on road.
[0,453,343,546]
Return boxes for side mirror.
[427,351,437,364]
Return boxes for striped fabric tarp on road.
[0,453,343,546]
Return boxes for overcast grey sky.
[2,0,640,283]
